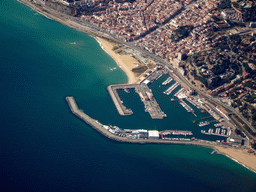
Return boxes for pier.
[174,88,184,97]
[135,83,166,119]
[179,99,197,117]
[163,82,179,95]
[107,84,138,116]
[162,77,173,85]
[201,116,212,120]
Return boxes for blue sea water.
[0,0,256,191]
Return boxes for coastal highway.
[23,0,256,138]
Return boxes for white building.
[148,130,159,139]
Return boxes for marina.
[201,128,232,137]
[160,130,193,137]
[107,80,166,119]
[214,123,223,127]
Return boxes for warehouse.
[148,130,159,139]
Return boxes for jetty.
[179,99,197,117]
[163,82,179,95]
[107,84,138,116]
[162,77,173,85]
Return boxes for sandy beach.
[214,146,256,173]
[95,37,140,84]
[18,0,142,84]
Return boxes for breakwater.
[66,96,215,146]
[107,84,138,116]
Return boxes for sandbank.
[214,145,256,173]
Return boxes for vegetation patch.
[132,66,147,73]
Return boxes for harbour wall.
[107,84,139,116]
[66,96,215,147]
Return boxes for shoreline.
[18,0,140,85]
[18,0,256,175]
[213,146,256,174]
[95,37,138,84]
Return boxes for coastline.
[95,37,138,84]
[214,146,256,174]
[17,0,256,175]
[17,0,140,85]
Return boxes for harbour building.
[148,130,160,139]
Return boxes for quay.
[186,97,201,109]
[107,84,138,116]
[66,96,216,147]
[135,83,166,119]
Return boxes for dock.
[201,116,212,120]
[174,87,184,97]
[107,84,138,116]
[135,83,166,119]
[162,77,173,85]
[163,82,179,95]
[179,99,197,117]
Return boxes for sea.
[0,1,256,191]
